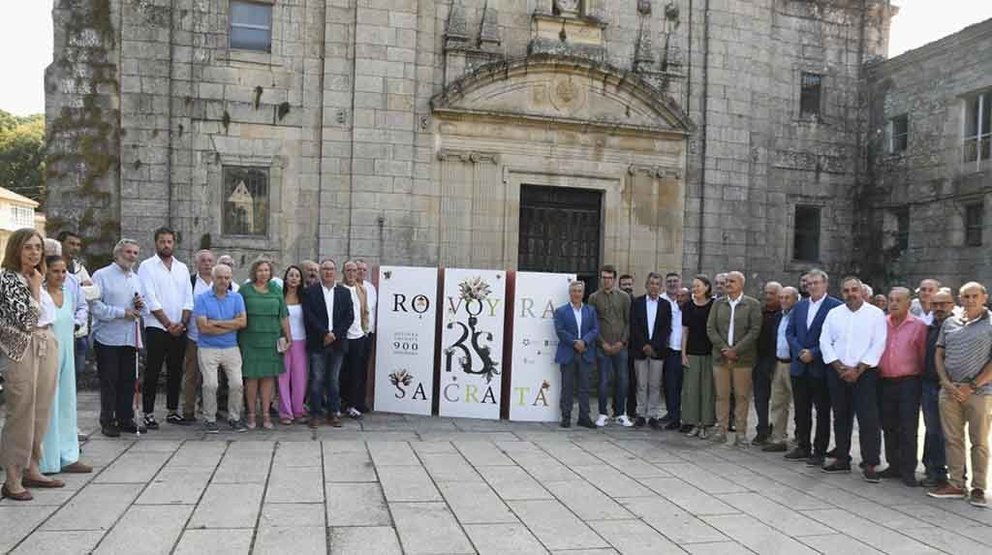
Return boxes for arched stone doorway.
[430,55,691,287]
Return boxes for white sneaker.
[685,425,700,437]
[617,415,634,427]
[595,414,609,427]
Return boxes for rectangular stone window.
[889,114,908,153]
[222,166,269,236]
[964,91,991,163]
[792,205,820,262]
[799,73,822,119]
[894,206,910,253]
[965,203,984,246]
[230,1,272,52]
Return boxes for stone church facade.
[47,0,922,292]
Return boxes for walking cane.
[133,318,143,436]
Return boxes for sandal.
[279,418,293,426]
[22,477,65,489]
[262,417,274,430]
[246,413,257,430]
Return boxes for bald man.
[929,282,992,507]
[752,281,783,445]
[878,287,928,486]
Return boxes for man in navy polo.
[193,264,248,433]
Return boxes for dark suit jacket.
[786,295,843,378]
[554,303,599,365]
[302,282,354,352]
[629,295,672,360]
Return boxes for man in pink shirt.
[878,287,928,487]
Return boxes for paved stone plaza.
[1,392,990,554]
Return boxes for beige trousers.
[1,329,59,469]
[940,390,992,491]
[769,361,793,444]
[714,361,753,436]
[199,346,244,423]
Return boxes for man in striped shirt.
[928,282,992,508]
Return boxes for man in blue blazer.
[554,281,600,428]
[785,269,842,465]
[302,259,354,429]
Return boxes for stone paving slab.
[1,392,990,554]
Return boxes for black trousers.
[752,355,776,435]
[143,327,186,414]
[626,349,638,417]
[341,335,369,412]
[95,342,137,426]
[827,368,881,466]
[880,376,922,477]
[791,373,831,456]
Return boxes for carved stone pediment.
[431,55,693,136]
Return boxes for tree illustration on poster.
[372,266,438,416]
[439,268,506,419]
[509,272,575,422]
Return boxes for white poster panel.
[373,266,438,416]
[509,272,575,422]
[439,268,507,419]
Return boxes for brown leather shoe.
[327,414,343,428]
[61,461,93,474]
[308,416,320,429]
[22,477,65,489]
[1,484,33,501]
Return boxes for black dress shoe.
[678,424,694,433]
[560,418,572,428]
[728,423,737,432]
[805,455,826,467]
[821,460,852,473]
[659,414,673,423]
[101,423,120,438]
[762,442,788,452]
[577,418,596,429]
[879,467,902,479]
[634,417,646,428]
[753,431,770,446]
[784,447,810,461]
[648,418,661,430]
[664,420,682,431]
[119,420,147,434]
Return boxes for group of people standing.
[0,227,379,501]
[554,266,992,509]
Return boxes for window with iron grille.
[965,203,984,246]
[792,205,820,261]
[964,91,992,164]
[889,114,908,153]
[222,166,269,236]
[800,73,822,119]
[230,1,272,52]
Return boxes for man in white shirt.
[820,276,887,482]
[180,249,214,422]
[660,272,686,430]
[357,259,378,396]
[341,260,370,418]
[137,227,194,429]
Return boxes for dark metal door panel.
[518,185,602,292]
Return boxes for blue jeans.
[597,347,629,416]
[920,379,947,480]
[308,344,347,416]
[662,349,684,422]
[74,336,89,377]
[827,367,881,466]
[560,359,593,422]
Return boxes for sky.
[0,1,990,116]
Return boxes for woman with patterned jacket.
[0,228,63,501]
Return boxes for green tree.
[0,110,46,202]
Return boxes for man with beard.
[90,239,150,437]
[137,227,194,428]
[820,276,887,482]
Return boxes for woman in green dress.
[239,259,290,430]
